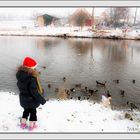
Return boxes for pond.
[0,36,140,109]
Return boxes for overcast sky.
[0,8,138,19]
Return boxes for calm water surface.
[0,36,140,109]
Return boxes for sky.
[0,8,106,19]
[0,8,138,20]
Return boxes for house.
[69,8,93,27]
[36,14,59,27]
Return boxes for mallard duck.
[130,102,137,111]
[132,80,136,84]
[113,80,119,84]
[85,86,88,91]
[75,84,81,88]
[78,96,81,100]
[63,77,66,82]
[88,89,94,94]
[96,81,107,87]
[48,84,51,88]
[120,90,125,97]
[55,88,59,92]
[42,66,47,69]
[70,88,76,92]
[65,90,70,96]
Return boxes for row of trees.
[69,8,139,29]
[102,8,138,28]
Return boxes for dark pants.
[22,108,37,121]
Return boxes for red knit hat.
[23,57,38,69]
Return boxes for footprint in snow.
[89,121,93,125]
[2,125,9,131]
[103,119,107,122]
[67,119,71,122]
[71,114,76,118]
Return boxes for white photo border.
[0,0,140,139]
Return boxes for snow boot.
[29,121,38,131]
[20,123,27,129]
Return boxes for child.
[16,57,46,131]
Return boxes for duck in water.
[113,80,119,84]
[120,90,125,97]
[132,80,136,84]
[63,77,66,82]
[75,83,82,88]
[96,81,107,87]
[48,84,51,88]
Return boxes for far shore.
[0,27,140,40]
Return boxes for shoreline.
[0,33,138,41]
[0,27,140,40]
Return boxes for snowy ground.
[0,26,140,40]
[1,92,140,132]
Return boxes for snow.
[1,92,140,132]
[0,21,140,39]
[0,20,35,30]
[0,20,139,39]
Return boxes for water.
[0,36,140,109]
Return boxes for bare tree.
[74,13,88,30]
[108,7,130,27]
[92,8,95,30]
[133,8,138,25]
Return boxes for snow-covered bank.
[0,27,140,40]
[1,92,140,132]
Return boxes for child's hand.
[42,88,44,94]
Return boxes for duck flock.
[40,66,138,111]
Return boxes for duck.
[85,86,88,91]
[94,89,99,93]
[55,88,59,92]
[70,88,76,92]
[96,81,107,87]
[130,102,137,111]
[78,96,81,100]
[75,83,82,88]
[65,89,70,96]
[120,90,125,97]
[42,66,47,69]
[126,101,129,105]
[48,84,51,88]
[63,77,66,82]
[107,93,111,98]
[105,90,110,94]
[113,80,119,84]
[132,80,136,84]
[88,89,94,94]
[126,101,137,111]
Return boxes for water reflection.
[36,37,61,50]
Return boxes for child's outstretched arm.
[29,77,46,105]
